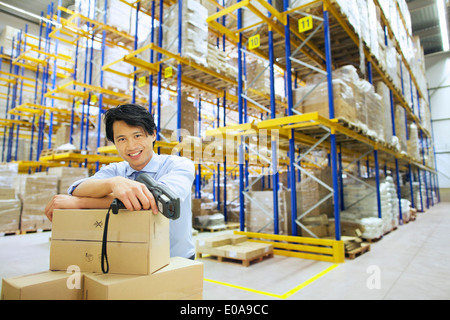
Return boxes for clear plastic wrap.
[376,81,394,145]
[395,105,408,154]
[0,163,19,188]
[0,198,21,233]
[163,0,208,67]
[295,78,357,123]
[16,175,58,231]
[407,123,420,161]
[47,167,89,194]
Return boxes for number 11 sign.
[298,16,313,33]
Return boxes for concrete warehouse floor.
[1,202,449,300]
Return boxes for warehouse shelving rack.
[201,0,440,246]
[0,0,440,258]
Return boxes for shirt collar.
[125,152,162,178]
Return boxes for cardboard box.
[0,188,15,200]
[1,271,83,300]
[83,257,203,300]
[16,175,57,232]
[0,198,21,233]
[47,167,89,194]
[196,234,247,249]
[50,209,170,275]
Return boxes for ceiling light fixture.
[437,0,449,51]
[0,1,62,28]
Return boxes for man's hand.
[45,194,116,222]
[45,195,84,222]
[109,176,158,214]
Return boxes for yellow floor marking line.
[204,263,339,299]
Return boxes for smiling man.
[44,104,196,259]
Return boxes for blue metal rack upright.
[322,4,341,240]
[237,0,245,232]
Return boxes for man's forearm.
[76,194,115,209]
[72,178,114,198]
[45,194,115,222]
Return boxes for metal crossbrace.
[341,149,378,211]
[241,93,271,114]
[290,56,327,75]
[240,137,283,233]
[290,21,324,59]
[343,149,373,172]
[245,141,272,166]
[240,48,272,114]
[295,129,330,163]
[290,127,334,238]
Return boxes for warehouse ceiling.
[0,0,75,23]
[407,0,449,55]
[0,0,449,55]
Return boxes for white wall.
[425,51,450,190]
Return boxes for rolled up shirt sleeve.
[157,156,195,202]
[67,162,125,195]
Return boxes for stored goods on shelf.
[15,174,58,232]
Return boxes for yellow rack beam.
[257,112,435,173]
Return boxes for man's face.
[112,120,156,171]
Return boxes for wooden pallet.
[196,251,273,267]
[196,235,274,267]
[194,222,240,233]
[363,235,383,243]
[345,243,370,259]
[0,230,21,237]
[18,228,52,235]
[40,149,54,157]
[54,149,81,155]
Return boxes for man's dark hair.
[104,104,156,143]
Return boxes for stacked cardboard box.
[47,167,89,194]
[50,209,170,275]
[245,190,297,235]
[296,167,333,218]
[207,43,238,81]
[299,214,330,238]
[1,271,85,300]
[0,190,21,234]
[15,174,58,232]
[163,0,208,67]
[0,164,21,233]
[395,105,408,154]
[334,0,428,99]
[2,209,203,300]
[375,81,394,146]
[160,93,198,137]
[295,65,389,144]
[246,59,270,95]
[295,78,357,124]
[407,123,420,161]
[83,256,203,299]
